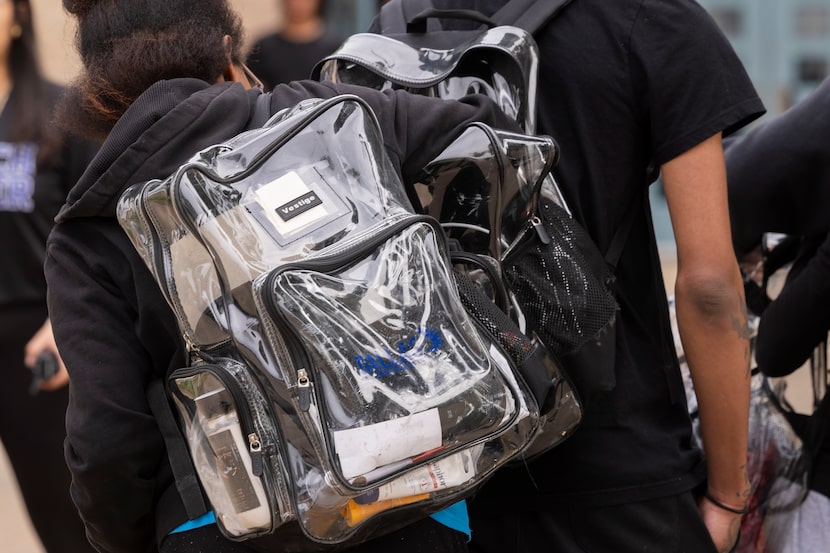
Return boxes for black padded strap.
[492,0,575,35]
[604,189,643,271]
[147,378,208,519]
[406,8,496,33]
[380,0,575,35]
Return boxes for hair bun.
[63,0,98,15]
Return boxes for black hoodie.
[726,75,830,257]
[45,77,516,553]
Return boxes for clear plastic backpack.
[117,94,580,549]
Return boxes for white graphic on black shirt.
[0,142,38,212]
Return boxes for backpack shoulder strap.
[491,0,575,35]
[382,0,574,36]
[380,0,437,34]
[147,377,209,519]
[604,189,642,271]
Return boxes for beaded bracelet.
[704,492,748,515]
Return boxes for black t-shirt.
[0,82,98,307]
[404,0,765,504]
[246,31,343,91]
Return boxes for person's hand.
[23,319,70,392]
[698,493,744,553]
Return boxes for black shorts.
[160,516,469,553]
[468,490,718,553]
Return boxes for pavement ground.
[0,444,44,552]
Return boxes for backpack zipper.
[169,362,274,478]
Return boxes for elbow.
[675,269,741,321]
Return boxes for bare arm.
[662,133,751,553]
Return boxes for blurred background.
[2,0,825,551]
[30,1,829,116]
[30,0,386,85]
[699,0,829,115]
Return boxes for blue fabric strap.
[169,511,216,534]
[169,503,471,540]
[429,501,471,541]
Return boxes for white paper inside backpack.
[333,408,442,479]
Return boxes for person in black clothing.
[45,1,520,552]
[725,76,830,552]
[370,1,765,552]
[0,1,98,552]
[726,75,830,377]
[726,75,830,386]
[246,0,342,90]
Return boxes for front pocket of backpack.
[257,217,521,488]
[168,358,292,539]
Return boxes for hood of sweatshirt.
[56,78,260,223]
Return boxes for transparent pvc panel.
[118,179,230,346]
[413,123,556,260]
[253,220,540,542]
[263,221,517,482]
[120,97,412,351]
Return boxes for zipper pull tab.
[248,433,263,477]
[531,216,551,245]
[297,368,311,412]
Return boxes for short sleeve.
[630,0,765,165]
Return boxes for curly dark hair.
[57,0,245,140]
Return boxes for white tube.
[353,447,477,505]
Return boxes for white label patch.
[254,171,329,236]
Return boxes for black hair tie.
[704,491,748,515]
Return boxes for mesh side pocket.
[504,198,618,357]
[453,268,583,456]
[452,268,534,366]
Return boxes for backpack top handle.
[406,8,497,34]
[381,0,576,36]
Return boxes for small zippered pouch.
[168,356,292,539]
